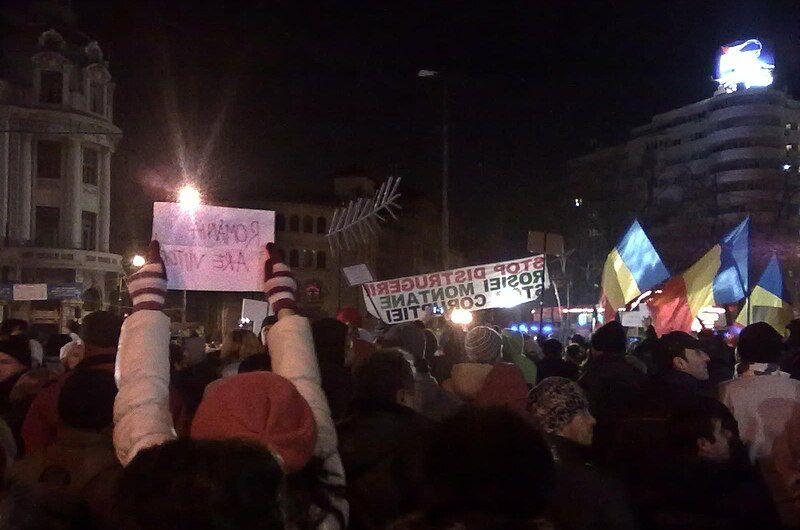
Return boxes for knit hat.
[591,320,626,354]
[80,311,123,348]
[738,321,783,364]
[464,326,503,364]
[527,377,590,434]
[383,323,427,359]
[191,372,316,473]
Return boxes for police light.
[542,324,553,334]
[518,323,529,334]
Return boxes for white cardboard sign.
[152,202,274,291]
[343,264,374,286]
[13,284,48,301]
[241,298,271,327]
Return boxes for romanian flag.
[648,218,749,334]
[600,220,669,321]
[736,254,793,333]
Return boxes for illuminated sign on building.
[715,38,774,94]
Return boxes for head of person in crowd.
[169,342,186,373]
[45,334,71,359]
[119,438,285,530]
[191,371,316,474]
[66,319,80,336]
[565,344,586,366]
[528,377,596,446]
[383,322,429,373]
[336,306,362,330]
[667,402,733,463]
[415,406,555,525]
[541,338,563,360]
[523,333,543,361]
[0,337,30,383]
[0,319,28,339]
[311,318,348,367]
[353,348,415,407]
[58,368,117,433]
[737,321,783,368]
[655,331,710,380]
[220,329,264,371]
[80,310,123,355]
[464,325,503,364]
[590,320,627,357]
[786,319,800,347]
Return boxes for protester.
[390,406,556,529]
[312,317,355,421]
[650,331,711,403]
[632,325,659,374]
[528,377,638,530]
[442,325,528,414]
[781,318,800,380]
[337,306,376,368]
[113,242,348,528]
[698,330,735,388]
[11,369,121,528]
[43,333,71,374]
[537,338,579,381]
[337,348,430,529]
[22,310,122,454]
[719,322,800,527]
[655,401,781,529]
[219,328,264,377]
[501,328,537,386]
[383,322,461,420]
[565,343,586,370]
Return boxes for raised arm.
[113,241,176,466]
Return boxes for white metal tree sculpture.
[327,176,402,254]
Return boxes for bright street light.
[131,255,146,268]
[417,69,439,78]
[177,184,202,211]
[450,308,473,326]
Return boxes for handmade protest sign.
[152,202,274,291]
[362,255,548,324]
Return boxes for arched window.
[289,215,299,232]
[289,249,299,268]
[302,249,314,268]
[303,216,313,233]
[316,251,327,269]
[317,216,327,234]
[275,213,286,231]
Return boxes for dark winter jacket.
[546,435,638,530]
[337,399,430,530]
[579,353,645,420]
[537,357,580,382]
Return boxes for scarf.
[735,362,789,378]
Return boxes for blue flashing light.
[518,324,529,334]
[509,324,519,332]
[542,324,553,334]
[530,324,540,333]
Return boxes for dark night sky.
[70,0,800,260]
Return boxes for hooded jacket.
[443,362,528,415]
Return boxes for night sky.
[71,0,800,261]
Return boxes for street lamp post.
[418,70,450,269]
[176,183,202,324]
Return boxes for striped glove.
[127,240,168,312]
[264,243,297,314]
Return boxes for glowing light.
[495,289,526,308]
[542,325,553,334]
[518,323,529,334]
[530,324,540,333]
[509,324,519,332]
[130,255,146,268]
[715,38,774,93]
[783,164,792,171]
[450,308,473,326]
[177,185,202,211]
[574,197,583,207]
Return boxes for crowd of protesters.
[0,242,796,529]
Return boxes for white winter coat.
[114,310,348,529]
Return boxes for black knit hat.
[80,311,123,348]
[738,322,783,364]
[591,321,626,354]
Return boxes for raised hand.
[263,243,297,315]
[127,240,168,312]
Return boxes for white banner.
[152,202,274,291]
[362,255,548,324]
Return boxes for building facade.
[0,24,122,333]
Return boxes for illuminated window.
[82,147,99,185]
[275,213,286,231]
[289,215,299,232]
[574,198,583,207]
[787,144,795,152]
[37,141,62,179]
[39,70,62,104]
[783,164,792,171]
[303,216,313,233]
[786,123,793,130]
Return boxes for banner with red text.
[362,256,548,324]
[152,202,274,291]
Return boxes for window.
[275,213,286,231]
[35,206,59,247]
[303,215,313,233]
[36,141,62,179]
[81,211,97,250]
[316,251,327,269]
[39,70,63,104]
[787,144,795,152]
[302,249,314,268]
[90,82,105,115]
[82,147,99,185]
[289,215,299,232]
[289,249,299,267]
[316,216,327,234]
[574,197,583,207]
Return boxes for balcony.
[0,246,122,273]
[709,104,784,124]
